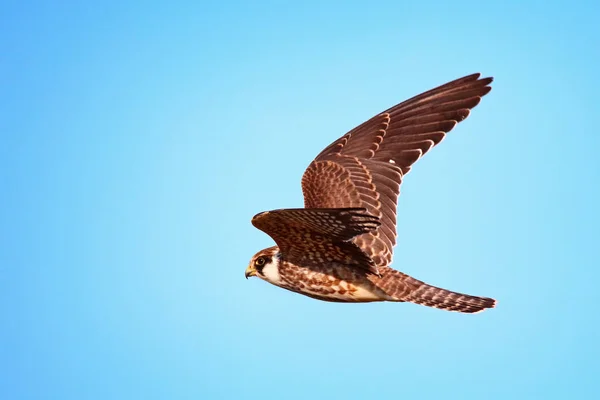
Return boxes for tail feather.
[403,282,496,313]
[373,267,496,314]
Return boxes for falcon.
[245,73,496,313]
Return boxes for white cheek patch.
[261,255,281,285]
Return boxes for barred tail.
[374,267,496,313]
[403,282,496,313]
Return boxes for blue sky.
[2,1,599,399]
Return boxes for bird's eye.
[255,257,266,267]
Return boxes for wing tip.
[467,72,493,82]
[251,210,270,226]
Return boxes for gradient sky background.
[2,1,599,399]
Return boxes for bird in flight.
[245,73,496,313]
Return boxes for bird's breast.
[276,260,390,302]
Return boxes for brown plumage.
[245,73,496,313]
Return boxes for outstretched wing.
[302,73,493,267]
[251,208,381,274]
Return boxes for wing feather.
[302,73,493,267]
[252,208,381,273]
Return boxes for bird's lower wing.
[251,208,381,274]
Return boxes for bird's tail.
[373,267,496,313]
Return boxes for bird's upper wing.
[251,208,381,274]
[301,73,493,267]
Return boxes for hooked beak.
[245,265,256,279]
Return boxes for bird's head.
[245,246,281,283]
